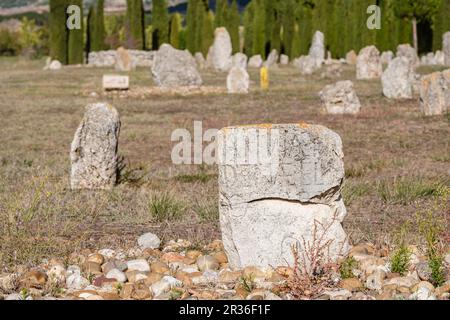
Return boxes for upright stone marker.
[264,49,279,68]
[218,124,350,269]
[345,50,357,65]
[115,47,134,71]
[356,45,382,79]
[319,81,361,114]
[210,27,233,71]
[227,66,249,94]
[70,103,121,190]
[444,32,450,66]
[308,31,325,67]
[248,55,263,68]
[396,44,419,68]
[232,53,248,69]
[419,71,449,116]
[152,44,202,87]
[381,57,414,99]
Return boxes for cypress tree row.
[194,0,206,54]
[126,0,145,49]
[87,0,105,54]
[282,0,295,57]
[49,0,68,64]
[433,0,450,51]
[67,0,83,64]
[203,11,215,55]
[169,13,182,49]
[228,0,240,53]
[152,0,169,49]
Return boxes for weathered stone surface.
[280,54,289,65]
[115,47,134,71]
[264,49,279,68]
[419,71,448,116]
[444,32,450,66]
[356,46,382,79]
[248,55,263,68]
[382,57,414,99]
[194,52,206,70]
[47,60,62,70]
[308,31,325,65]
[226,66,249,94]
[435,50,445,65]
[319,80,361,114]
[218,124,349,269]
[152,44,202,87]
[345,50,357,65]
[88,50,154,68]
[232,52,248,69]
[70,103,120,190]
[380,51,394,65]
[294,55,320,75]
[210,27,233,71]
[102,75,129,91]
[137,232,161,249]
[396,44,419,68]
[320,63,343,79]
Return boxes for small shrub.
[342,182,370,206]
[377,177,445,204]
[195,199,219,223]
[239,275,255,293]
[390,246,411,275]
[339,257,359,279]
[175,172,214,184]
[149,192,185,222]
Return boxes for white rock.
[280,54,289,65]
[70,103,120,190]
[264,49,279,68]
[319,80,361,114]
[396,44,419,68]
[232,52,248,69]
[227,66,250,94]
[105,269,127,283]
[210,27,233,71]
[137,232,161,249]
[102,74,129,91]
[126,259,150,272]
[48,60,62,70]
[381,57,414,99]
[98,249,116,258]
[324,289,352,300]
[151,276,182,297]
[248,55,263,68]
[356,45,382,79]
[66,274,89,290]
[218,124,349,269]
[380,51,394,64]
[410,286,436,300]
[308,31,325,66]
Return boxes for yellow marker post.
[260,66,269,90]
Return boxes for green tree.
[215,0,228,28]
[282,0,295,57]
[68,0,84,64]
[186,0,198,53]
[126,0,145,49]
[49,0,68,63]
[228,0,240,53]
[432,0,450,51]
[393,0,441,52]
[252,0,266,58]
[169,13,182,49]
[243,0,255,56]
[87,0,105,53]
[152,0,169,49]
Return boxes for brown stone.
[87,253,105,265]
[161,252,192,264]
[20,270,47,288]
[150,261,170,274]
[126,270,148,283]
[212,251,228,264]
[219,270,242,283]
[83,261,102,275]
[275,267,294,278]
[185,250,203,260]
[144,272,164,286]
[340,278,363,292]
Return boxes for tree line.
[47,0,450,64]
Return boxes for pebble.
[66,274,89,290]
[138,232,161,249]
[126,259,150,272]
[196,255,220,272]
[106,269,127,283]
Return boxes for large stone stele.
[70,103,121,190]
[226,66,249,94]
[419,71,449,116]
[115,47,134,71]
[210,27,233,71]
[381,57,414,99]
[319,80,361,114]
[218,124,350,269]
[396,44,419,68]
[152,44,202,87]
[444,32,450,66]
[309,31,325,66]
[356,45,382,79]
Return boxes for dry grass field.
[0,57,448,270]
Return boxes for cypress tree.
[252,0,266,58]
[432,0,450,51]
[152,0,169,49]
[291,22,301,58]
[330,0,346,58]
[203,11,215,56]
[169,13,181,49]
[68,0,84,64]
[49,0,68,64]
[268,0,281,54]
[282,0,295,57]
[194,0,206,54]
[297,1,313,56]
[87,0,105,54]
[215,0,227,28]
[186,0,198,53]
[243,0,255,56]
[126,0,145,49]
[228,0,240,53]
